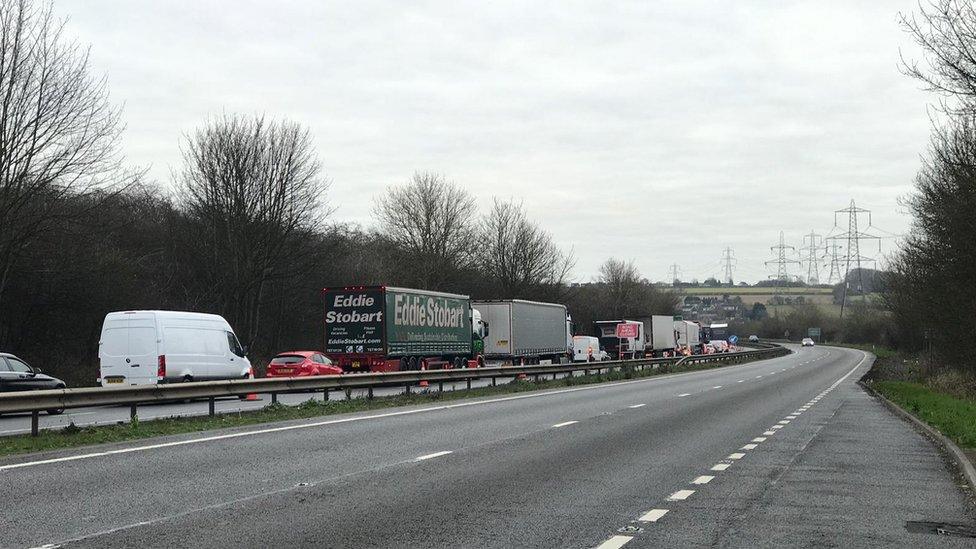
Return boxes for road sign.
[615,323,640,338]
[808,327,821,337]
[729,335,739,345]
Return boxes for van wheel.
[183,375,193,383]
[46,408,64,415]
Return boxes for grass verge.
[872,380,976,450]
[0,356,767,458]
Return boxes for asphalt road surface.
[1,346,973,548]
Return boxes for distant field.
[682,287,833,296]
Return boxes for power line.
[668,263,681,285]
[721,246,736,285]
[827,200,881,317]
[765,231,800,282]
[799,230,822,285]
[822,241,844,285]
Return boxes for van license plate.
[351,361,360,369]
[106,378,123,384]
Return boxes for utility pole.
[668,263,681,286]
[799,230,822,285]
[765,231,800,283]
[721,246,736,286]
[827,200,880,317]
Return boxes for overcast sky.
[57,0,932,283]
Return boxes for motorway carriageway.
[1,346,974,548]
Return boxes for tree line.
[0,0,677,385]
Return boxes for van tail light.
[157,355,166,379]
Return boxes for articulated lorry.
[322,286,486,372]
[472,300,572,364]
[595,319,647,359]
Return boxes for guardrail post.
[405,384,411,395]
[533,374,539,383]
[466,378,471,390]
[130,404,137,421]
[271,393,278,405]
[367,387,374,400]
[208,397,215,417]
[491,377,496,387]
[30,410,39,437]
[323,389,329,401]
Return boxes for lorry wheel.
[399,358,409,371]
[453,357,464,369]
[408,356,418,371]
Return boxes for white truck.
[674,320,702,354]
[595,319,647,359]
[637,315,679,357]
[472,300,572,364]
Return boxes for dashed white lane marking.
[667,489,696,500]
[763,430,776,436]
[778,420,790,424]
[692,475,714,485]
[786,415,798,419]
[594,535,633,549]
[552,421,579,428]
[678,393,691,397]
[737,380,744,383]
[755,375,763,378]
[414,451,452,461]
[741,443,758,450]
[712,386,723,389]
[711,463,731,471]
[638,509,669,522]
[728,453,746,460]
[752,437,767,442]
[628,404,646,409]
[770,425,783,430]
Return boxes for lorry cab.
[98,310,252,386]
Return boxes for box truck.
[472,300,572,364]
[322,286,486,372]
[674,320,702,354]
[635,315,679,357]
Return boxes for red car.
[266,351,342,377]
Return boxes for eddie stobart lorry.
[322,286,487,372]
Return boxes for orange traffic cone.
[242,366,259,401]
[419,360,429,388]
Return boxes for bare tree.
[480,198,574,298]
[177,114,329,347]
[0,0,125,308]
[599,258,643,318]
[901,0,976,113]
[373,172,477,289]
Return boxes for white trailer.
[472,300,571,364]
[674,320,702,353]
[637,315,678,356]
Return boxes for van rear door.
[99,313,159,386]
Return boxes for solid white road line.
[728,453,745,460]
[667,489,696,501]
[638,509,669,522]
[711,463,731,471]
[628,404,646,409]
[692,475,714,485]
[414,451,452,461]
[552,421,579,428]
[594,535,633,549]
[741,443,758,450]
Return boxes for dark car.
[0,352,66,414]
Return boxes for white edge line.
[414,450,452,461]
[552,421,579,428]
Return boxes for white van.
[98,310,252,386]
[572,335,608,362]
